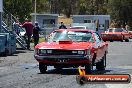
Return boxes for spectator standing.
[13,22,20,35]
[59,22,67,29]
[33,21,41,47]
[22,18,34,50]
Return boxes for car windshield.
[108,28,123,32]
[48,31,93,42]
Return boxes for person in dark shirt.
[59,22,67,29]
[33,22,41,47]
[13,22,20,35]
[22,18,34,50]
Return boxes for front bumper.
[34,54,91,65]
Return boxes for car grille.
[111,34,117,36]
[52,49,74,55]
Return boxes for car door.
[93,32,106,61]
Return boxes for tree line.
[3,0,132,30]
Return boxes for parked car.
[101,28,130,42]
[34,29,108,74]
[19,26,26,37]
[128,31,132,39]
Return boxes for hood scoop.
[59,40,73,44]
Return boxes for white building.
[31,13,59,36]
[72,15,110,34]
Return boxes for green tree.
[108,0,132,29]
[77,0,108,15]
[32,0,50,13]
[78,0,87,15]
[58,0,73,17]
[3,0,132,30]
[4,0,33,22]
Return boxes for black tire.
[92,54,96,66]
[78,76,87,85]
[121,39,124,42]
[85,63,92,74]
[125,39,129,42]
[96,53,106,71]
[110,40,113,42]
[104,53,106,67]
[39,63,47,73]
[121,36,124,42]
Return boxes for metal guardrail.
[2,8,27,50]
[2,22,27,49]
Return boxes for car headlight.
[39,49,46,54]
[78,50,84,54]
[102,34,106,37]
[72,50,78,54]
[47,50,52,53]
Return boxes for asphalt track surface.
[0,41,132,88]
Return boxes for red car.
[128,31,132,39]
[101,28,130,42]
[34,29,108,74]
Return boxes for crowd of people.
[13,18,67,50]
[13,18,41,50]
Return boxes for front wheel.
[96,53,106,71]
[110,40,113,42]
[39,63,47,73]
[125,39,129,42]
[121,35,124,42]
[85,63,92,74]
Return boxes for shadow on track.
[38,68,112,75]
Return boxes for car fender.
[92,42,108,63]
